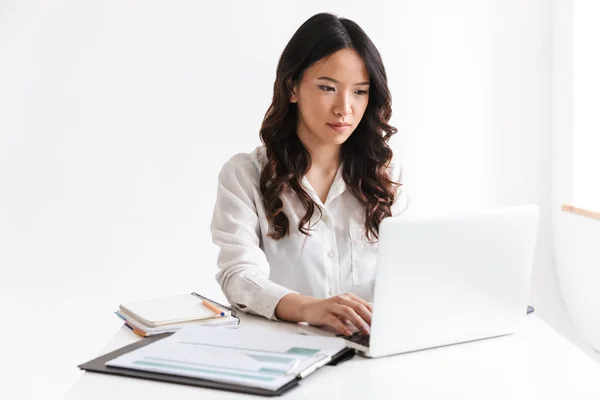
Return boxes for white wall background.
[0,1,586,399]
[551,0,600,358]
[572,1,600,209]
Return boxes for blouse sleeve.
[209,155,296,320]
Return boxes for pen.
[202,299,225,316]
[123,322,148,337]
[298,354,332,379]
[285,359,301,375]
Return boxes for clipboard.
[78,331,355,397]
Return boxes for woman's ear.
[289,81,298,103]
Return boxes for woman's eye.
[319,85,335,92]
[317,85,368,95]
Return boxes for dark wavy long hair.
[259,12,400,242]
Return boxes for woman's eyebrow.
[316,76,370,86]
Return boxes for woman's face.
[290,48,370,149]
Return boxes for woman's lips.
[327,123,351,132]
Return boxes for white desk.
[65,314,600,399]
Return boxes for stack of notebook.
[115,292,240,336]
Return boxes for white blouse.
[210,145,409,320]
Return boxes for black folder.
[78,332,355,397]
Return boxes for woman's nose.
[334,94,352,116]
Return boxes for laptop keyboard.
[339,332,371,347]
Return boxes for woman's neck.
[308,146,341,174]
[297,133,341,173]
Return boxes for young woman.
[210,12,408,337]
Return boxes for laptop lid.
[368,204,539,358]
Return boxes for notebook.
[115,310,239,336]
[119,293,233,328]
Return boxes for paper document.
[106,325,347,391]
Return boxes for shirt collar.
[301,162,347,206]
[324,162,347,204]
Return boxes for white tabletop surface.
[64,314,600,400]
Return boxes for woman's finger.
[346,292,373,313]
[337,297,372,325]
[337,317,359,333]
[326,315,352,336]
[331,304,370,335]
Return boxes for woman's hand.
[300,293,372,336]
[275,292,372,336]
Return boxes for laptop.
[344,204,539,358]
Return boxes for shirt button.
[329,288,335,296]
[322,215,329,223]
[327,250,335,258]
